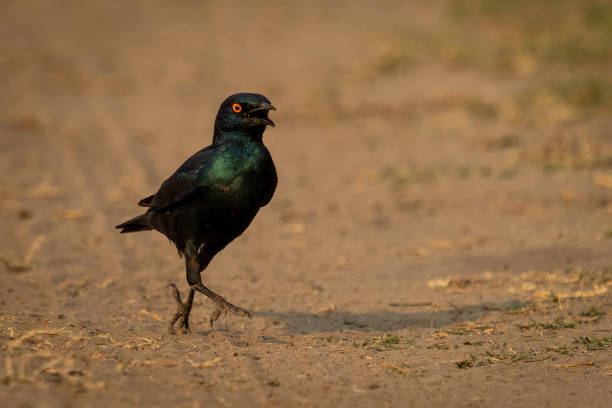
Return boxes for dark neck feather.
[213,125,264,145]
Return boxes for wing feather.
[147,146,218,211]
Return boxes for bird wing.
[147,145,224,212]
[146,141,273,213]
[260,146,278,207]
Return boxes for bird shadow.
[255,300,521,334]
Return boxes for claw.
[168,283,194,335]
[168,283,251,332]
[192,283,251,324]
[210,309,222,327]
[208,302,250,327]
[169,283,181,302]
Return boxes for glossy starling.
[116,93,277,333]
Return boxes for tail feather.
[138,194,155,207]
[115,213,153,234]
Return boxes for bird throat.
[212,128,264,145]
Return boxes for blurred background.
[1,1,611,407]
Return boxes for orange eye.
[232,103,242,113]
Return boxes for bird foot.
[168,283,194,334]
[190,283,250,327]
[209,300,251,328]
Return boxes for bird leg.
[182,242,251,328]
[167,284,194,334]
[191,283,250,327]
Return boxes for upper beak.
[255,102,276,112]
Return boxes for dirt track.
[1,1,612,407]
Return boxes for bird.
[115,93,277,334]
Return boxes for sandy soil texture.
[1,1,611,407]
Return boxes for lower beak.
[251,103,276,127]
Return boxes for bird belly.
[152,162,274,256]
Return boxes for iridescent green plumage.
[116,93,277,332]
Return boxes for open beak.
[249,103,276,127]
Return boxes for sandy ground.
[1,1,612,407]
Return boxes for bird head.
[213,93,276,141]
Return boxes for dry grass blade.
[7,329,81,352]
[131,360,179,367]
[0,235,45,272]
[24,235,45,265]
[4,356,14,380]
[552,362,594,368]
[2,352,79,389]
[389,302,433,307]
[140,309,163,321]
[519,356,552,363]
[381,363,410,374]
[186,357,222,368]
